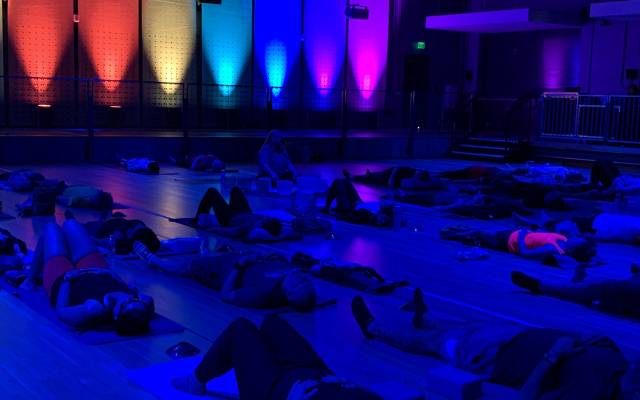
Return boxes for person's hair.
[114,297,154,336]
[282,270,316,312]
[148,162,160,173]
[132,227,161,253]
[261,218,283,237]
[564,237,596,262]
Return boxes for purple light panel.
[348,0,389,110]
[542,35,580,90]
[304,0,346,110]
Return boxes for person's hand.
[286,380,318,400]
[545,337,577,364]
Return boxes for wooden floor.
[1,159,639,399]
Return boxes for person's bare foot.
[171,373,206,395]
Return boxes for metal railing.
[0,75,432,136]
[541,93,640,144]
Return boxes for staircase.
[450,136,520,161]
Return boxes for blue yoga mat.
[0,278,184,345]
[128,356,239,400]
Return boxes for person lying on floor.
[0,169,66,193]
[84,215,161,255]
[0,228,28,272]
[20,220,154,333]
[135,241,408,296]
[135,244,316,311]
[440,224,596,267]
[172,154,226,172]
[351,291,639,400]
[437,193,539,220]
[58,185,114,210]
[120,158,160,174]
[173,315,383,399]
[194,187,300,242]
[511,267,640,320]
[259,130,298,184]
[290,252,409,295]
[323,177,394,227]
[514,211,640,247]
[352,166,447,191]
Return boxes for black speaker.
[625,69,639,80]
[403,54,429,91]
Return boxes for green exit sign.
[415,41,426,50]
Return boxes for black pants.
[441,228,511,252]
[195,187,251,226]
[326,178,361,212]
[195,316,331,400]
[353,167,416,188]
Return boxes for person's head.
[621,360,640,399]
[265,130,285,152]
[260,218,283,237]
[113,294,155,336]
[563,237,597,262]
[282,270,316,312]
[148,161,160,173]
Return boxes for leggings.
[195,316,331,400]
[325,179,361,212]
[195,187,251,227]
[441,228,511,252]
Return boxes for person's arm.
[55,281,107,327]
[259,151,280,181]
[220,267,272,308]
[519,337,577,400]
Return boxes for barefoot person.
[259,131,298,184]
[352,291,639,400]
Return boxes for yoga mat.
[0,279,184,345]
[128,356,239,400]
[0,212,15,220]
[128,356,425,400]
[103,164,180,176]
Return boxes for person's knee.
[229,317,257,334]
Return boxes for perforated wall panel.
[79,0,139,106]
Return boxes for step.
[458,143,507,152]
[450,150,506,160]
[468,137,511,144]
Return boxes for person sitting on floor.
[172,315,383,399]
[20,219,154,334]
[324,177,394,227]
[511,267,640,320]
[440,225,596,267]
[351,291,640,400]
[135,244,316,311]
[85,216,161,255]
[259,130,298,184]
[194,187,300,243]
[120,158,160,174]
